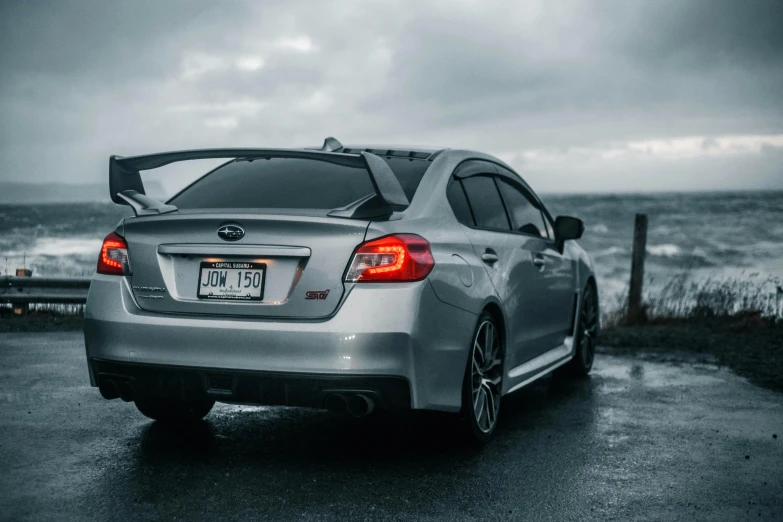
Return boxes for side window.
[496,178,548,238]
[446,180,475,226]
[461,176,511,231]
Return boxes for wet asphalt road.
[1,332,781,521]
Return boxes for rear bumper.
[92,359,411,412]
[84,275,477,412]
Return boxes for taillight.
[345,234,434,283]
[97,232,131,275]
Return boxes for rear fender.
[364,218,495,317]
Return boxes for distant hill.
[0,181,168,204]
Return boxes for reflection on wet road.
[1,333,781,521]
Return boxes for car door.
[450,161,551,369]
[495,172,575,355]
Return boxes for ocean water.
[1,192,781,308]
[543,191,783,302]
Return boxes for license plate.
[197,261,265,301]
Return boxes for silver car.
[84,137,598,443]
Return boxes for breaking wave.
[646,244,681,257]
[593,246,628,258]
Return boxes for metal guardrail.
[0,276,91,304]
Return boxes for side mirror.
[555,216,584,241]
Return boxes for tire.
[557,283,599,378]
[460,311,504,444]
[134,397,215,423]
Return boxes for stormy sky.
[1,0,782,195]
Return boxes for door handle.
[533,255,546,270]
[481,250,499,264]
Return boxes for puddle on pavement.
[593,356,726,392]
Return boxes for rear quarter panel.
[364,150,502,318]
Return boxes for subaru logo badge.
[217,225,244,242]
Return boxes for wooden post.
[627,214,648,325]
[14,268,32,316]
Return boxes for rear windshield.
[169,157,431,209]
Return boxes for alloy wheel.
[471,319,503,434]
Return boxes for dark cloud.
[615,0,783,70]
[0,0,781,192]
[0,1,257,80]
[372,1,783,141]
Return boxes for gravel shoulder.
[0,313,83,333]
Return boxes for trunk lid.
[123,210,367,319]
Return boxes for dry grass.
[601,273,783,327]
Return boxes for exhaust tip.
[324,394,348,415]
[347,394,375,418]
[98,380,120,400]
[98,374,136,401]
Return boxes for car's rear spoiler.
[109,138,410,218]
